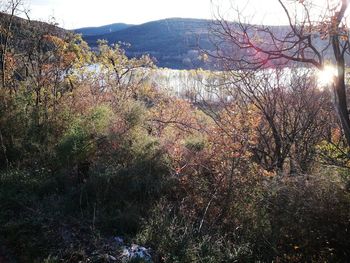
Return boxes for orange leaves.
[60,51,77,68]
[41,34,85,75]
[208,104,260,160]
[149,97,200,136]
[43,34,65,49]
[311,0,350,40]
[147,96,209,177]
[260,168,276,177]
[3,52,16,81]
[331,127,342,143]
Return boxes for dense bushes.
[137,172,350,262]
[0,97,173,260]
[262,173,350,262]
[1,165,349,262]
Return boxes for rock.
[121,244,152,262]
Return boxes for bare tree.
[197,67,332,173]
[240,68,331,172]
[0,0,26,169]
[210,0,350,147]
[0,0,28,89]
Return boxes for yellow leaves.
[95,41,154,90]
[42,34,92,73]
[43,34,66,49]
[261,169,276,177]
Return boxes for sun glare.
[317,65,338,88]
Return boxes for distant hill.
[76,17,338,70]
[2,12,335,70]
[74,23,133,36]
[0,11,68,52]
[79,18,216,69]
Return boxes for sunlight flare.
[317,64,338,88]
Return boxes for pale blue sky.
[28,0,214,28]
[24,0,332,29]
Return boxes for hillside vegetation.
[0,5,350,263]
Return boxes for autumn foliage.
[0,7,349,262]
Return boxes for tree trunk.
[0,129,9,169]
[332,35,350,147]
[333,77,350,147]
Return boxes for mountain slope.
[2,13,335,70]
[81,18,215,69]
[0,11,68,53]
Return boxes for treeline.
[0,3,350,263]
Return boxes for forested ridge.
[0,1,350,262]
[77,18,345,70]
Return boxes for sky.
[27,0,214,28]
[22,0,331,29]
